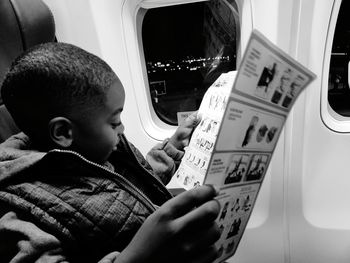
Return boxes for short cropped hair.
[1,42,117,141]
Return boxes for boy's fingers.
[161,185,218,218]
[151,140,168,151]
[155,149,174,163]
[163,141,184,161]
[147,149,173,167]
[189,245,219,263]
[182,111,201,128]
[175,199,220,231]
[182,222,221,249]
[98,252,120,263]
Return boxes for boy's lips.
[113,135,121,150]
[113,141,119,151]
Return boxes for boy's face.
[71,79,125,164]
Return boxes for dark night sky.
[142,2,206,61]
[333,0,350,52]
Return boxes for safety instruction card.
[174,29,316,262]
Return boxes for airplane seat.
[0,0,56,143]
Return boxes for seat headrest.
[0,0,55,142]
[0,0,56,98]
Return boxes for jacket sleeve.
[0,211,69,263]
[0,211,123,263]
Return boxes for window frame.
[122,0,248,140]
[322,0,350,132]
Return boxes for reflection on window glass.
[329,0,350,116]
[142,0,239,125]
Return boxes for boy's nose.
[118,123,125,135]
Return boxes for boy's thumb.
[183,112,201,128]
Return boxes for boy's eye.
[111,122,121,129]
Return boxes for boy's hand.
[146,139,181,184]
[169,112,201,150]
[116,185,221,263]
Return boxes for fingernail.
[205,184,220,195]
[213,185,220,195]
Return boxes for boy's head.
[1,42,125,164]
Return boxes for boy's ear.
[48,117,73,148]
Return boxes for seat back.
[0,0,55,142]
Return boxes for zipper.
[120,135,173,199]
[49,149,157,212]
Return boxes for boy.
[0,43,220,262]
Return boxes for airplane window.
[142,0,239,125]
[328,0,350,116]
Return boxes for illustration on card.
[226,217,242,239]
[241,194,253,212]
[185,150,209,172]
[198,72,234,116]
[216,185,258,227]
[218,201,230,222]
[213,184,260,263]
[244,154,269,181]
[205,152,235,186]
[216,101,285,152]
[225,240,235,254]
[175,167,194,187]
[270,72,307,109]
[176,166,202,188]
[281,74,305,108]
[193,133,215,154]
[255,57,280,99]
[198,117,219,137]
[224,154,249,185]
[266,126,278,143]
[208,93,228,112]
[241,116,259,147]
[256,124,278,144]
[271,68,293,104]
[175,147,210,189]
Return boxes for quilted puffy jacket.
[0,133,173,262]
